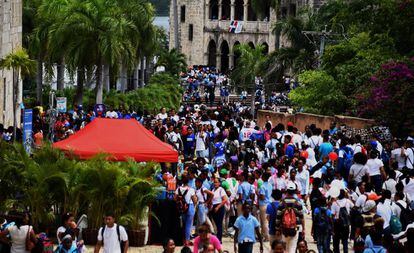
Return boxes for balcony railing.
[204,19,271,34]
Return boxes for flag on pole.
[229,21,243,33]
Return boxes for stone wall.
[257,110,375,131]
[0,0,23,127]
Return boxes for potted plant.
[119,162,160,247]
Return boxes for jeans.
[316,232,331,253]
[182,204,195,241]
[196,150,208,158]
[238,242,254,253]
[333,223,349,253]
[370,175,383,194]
[211,205,225,242]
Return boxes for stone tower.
[0,0,23,128]
[169,0,316,72]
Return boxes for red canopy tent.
[53,118,178,162]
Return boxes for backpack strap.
[101,226,105,245]
[116,224,121,243]
[395,202,405,211]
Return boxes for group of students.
[152,102,414,253]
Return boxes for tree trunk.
[133,65,139,90]
[13,68,17,142]
[57,58,65,90]
[36,57,43,105]
[103,64,110,92]
[251,86,255,117]
[140,57,145,87]
[172,0,179,50]
[95,60,103,104]
[75,68,84,106]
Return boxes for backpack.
[314,207,330,233]
[396,202,414,230]
[37,233,53,253]
[226,140,238,156]
[281,207,297,237]
[177,188,189,214]
[337,202,351,228]
[101,224,125,253]
[343,148,354,172]
[389,214,402,234]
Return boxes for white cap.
[363,200,376,212]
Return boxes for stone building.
[169,0,324,72]
[0,0,22,127]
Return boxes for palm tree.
[0,48,36,140]
[231,44,267,115]
[156,48,187,76]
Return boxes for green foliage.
[0,142,160,230]
[156,49,187,76]
[51,73,182,113]
[231,44,268,91]
[0,48,36,78]
[289,70,347,115]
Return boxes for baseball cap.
[363,200,376,212]
[287,122,294,127]
[368,193,382,201]
[219,169,229,175]
[287,181,297,191]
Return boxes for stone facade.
[169,0,322,71]
[0,0,22,127]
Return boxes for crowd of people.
[1,67,414,253]
[152,104,414,253]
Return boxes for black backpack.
[396,202,414,230]
[337,203,351,228]
[101,224,126,252]
[314,207,331,232]
[177,188,189,214]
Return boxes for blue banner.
[23,109,33,154]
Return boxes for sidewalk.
[85,213,352,252]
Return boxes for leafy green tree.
[289,70,347,115]
[156,48,187,76]
[0,48,36,139]
[231,44,267,115]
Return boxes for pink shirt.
[193,234,222,253]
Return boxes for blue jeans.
[197,203,208,225]
[316,232,331,253]
[370,175,383,194]
[182,204,195,241]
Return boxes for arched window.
[207,40,217,67]
[210,0,219,20]
[221,0,230,20]
[234,0,243,20]
[220,41,230,72]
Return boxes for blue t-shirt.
[184,133,195,152]
[214,142,225,156]
[234,214,260,243]
[319,142,334,160]
[259,181,272,206]
[266,201,279,235]
[237,182,255,202]
[285,144,295,159]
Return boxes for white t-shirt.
[353,144,363,154]
[195,133,207,151]
[196,186,208,203]
[331,198,354,219]
[97,224,128,253]
[391,148,406,169]
[405,148,414,169]
[349,164,368,183]
[377,199,393,229]
[382,179,397,194]
[175,186,196,204]
[309,136,321,149]
[156,113,168,120]
[8,225,31,253]
[403,178,414,201]
[212,187,227,205]
[366,158,384,176]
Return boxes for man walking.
[234,203,263,253]
[95,213,129,253]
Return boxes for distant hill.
[150,0,169,16]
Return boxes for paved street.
[85,213,353,252]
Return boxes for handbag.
[25,226,34,251]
